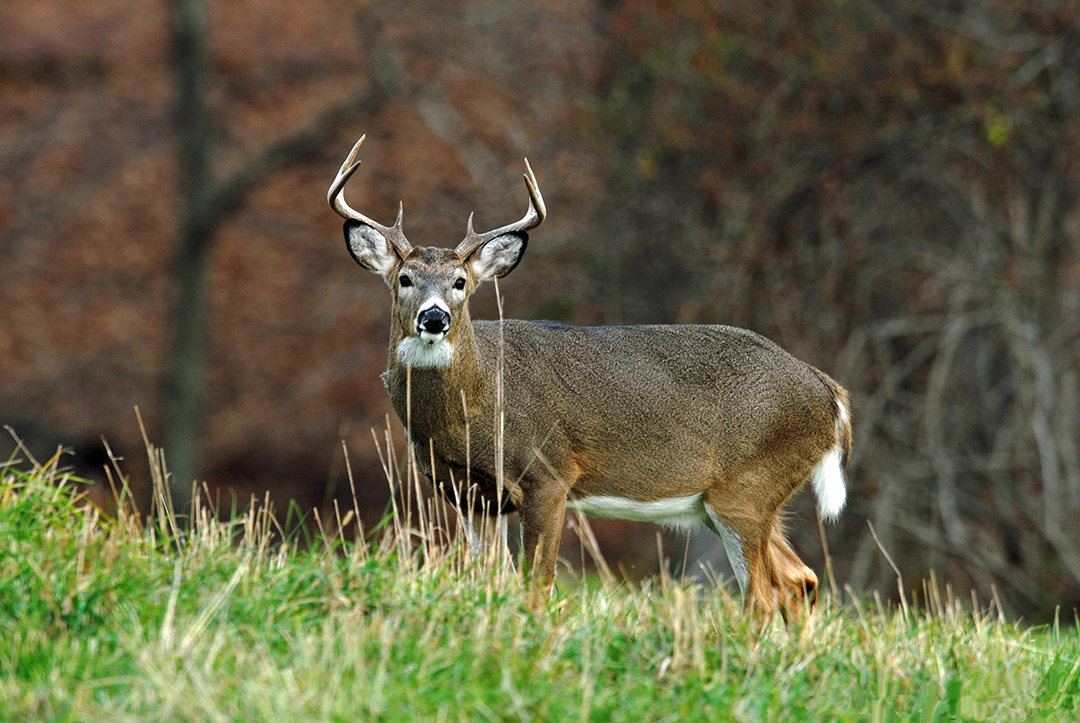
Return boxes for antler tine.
[328,135,412,257]
[455,158,546,259]
[522,158,547,223]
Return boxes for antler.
[328,135,412,258]
[455,159,546,259]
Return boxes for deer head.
[328,135,546,369]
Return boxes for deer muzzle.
[417,306,451,339]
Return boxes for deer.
[329,135,852,623]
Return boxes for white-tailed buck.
[329,136,851,622]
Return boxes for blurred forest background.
[2,0,1079,621]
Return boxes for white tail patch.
[812,398,850,522]
[811,447,846,521]
[837,398,850,430]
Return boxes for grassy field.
[2,451,1079,722]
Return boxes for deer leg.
[459,510,509,561]
[703,506,776,624]
[702,459,823,627]
[702,506,751,597]
[429,459,513,562]
[702,486,793,626]
[518,479,567,605]
[767,520,818,624]
[704,510,818,626]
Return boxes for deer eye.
[399,275,412,288]
[453,278,466,290]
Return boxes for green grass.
[1,454,1078,722]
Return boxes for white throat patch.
[397,335,454,369]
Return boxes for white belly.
[566,493,705,531]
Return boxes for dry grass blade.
[868,520,909,623]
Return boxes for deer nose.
[417,306,451,335]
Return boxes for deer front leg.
[426,456,513,563]
[459,511,509,563]
[518,479,567,607]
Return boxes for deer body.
[330,136,851,621]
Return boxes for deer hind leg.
[702,505,776,625]
[703,494,817,626]
[702,505,751,597]
[767,519,818,624]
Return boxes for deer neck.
[385,312,491,450]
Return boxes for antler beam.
[455,159,546,260]
[328,135,412,258]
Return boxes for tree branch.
[199,89,389,232]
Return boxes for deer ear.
[345,220,399,277]
[468,232,528,281]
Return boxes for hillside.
[2,463,1078,721]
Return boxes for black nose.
[418,307,450,334]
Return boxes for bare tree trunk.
[162,0,396,517]
[165,0,213,515]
